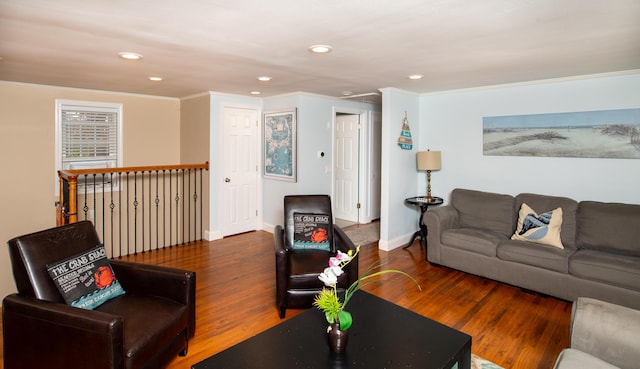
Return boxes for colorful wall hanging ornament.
[397,111,413,150]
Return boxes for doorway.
[334,113,360,223]
[221,105,260,237]
[333,109,382,225]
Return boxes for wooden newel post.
[56,176,64,226]
[57,171,78,225]
[66,176,78,224]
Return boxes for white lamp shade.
[417,151,441,171]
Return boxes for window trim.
[55,99,123,195]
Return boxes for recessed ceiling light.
[342,91,353,96]
[257,76,272,82]
[118,52,143,60]
[309,45,332,53]
[250,91,261,95]
[148,76,163,81]
[408,74,424,80]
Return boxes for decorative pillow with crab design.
[47,245,125,310]
[292,213,331,251]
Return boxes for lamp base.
[426,170,433,203]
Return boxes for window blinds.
[61,105,118,169]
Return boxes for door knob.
[225,178,231,182]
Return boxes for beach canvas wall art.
[483,108,640,159]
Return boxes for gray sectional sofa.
[424,188,640,309]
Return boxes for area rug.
[471,354,505,369]
[342,221,380,246]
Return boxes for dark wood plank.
[0,231,571,369]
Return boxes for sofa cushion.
[442,228,505,257]
[516,193,578,249]
[569,249,640,292]
[553,348,619,369]
[577,201,640,257]
[96,294,188,369]
[286,250,350,290]
[451,188,516,237]
[511,203,564,249]
[498,239,573,273]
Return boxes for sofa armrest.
[110,260,196,338]
[335,224,359,285]
[334,224,358,253]
[274,225,286,254]
[425,205,459,263]
[2,294,125,369]
[570,297,640,369]
[273,225,288,307]
[110,260,194,303]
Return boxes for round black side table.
[403,196,443,250]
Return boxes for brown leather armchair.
[2,221,196,369]
[274,195,359,318]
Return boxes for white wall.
[379,88,422,250]
[261,94,306,229]
[419,72,640,205]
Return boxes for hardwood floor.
[0,230,571,369]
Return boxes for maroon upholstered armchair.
[274,195,359,318]
[2,221,196,369]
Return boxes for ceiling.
[1,0,639,101]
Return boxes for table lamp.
[417,150,441,202]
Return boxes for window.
[55,100,123,192]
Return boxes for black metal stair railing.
[57,162,209,258]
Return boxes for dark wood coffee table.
[192,291,471,369]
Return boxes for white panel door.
[334,114,360,222]
[222,106,259,236]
